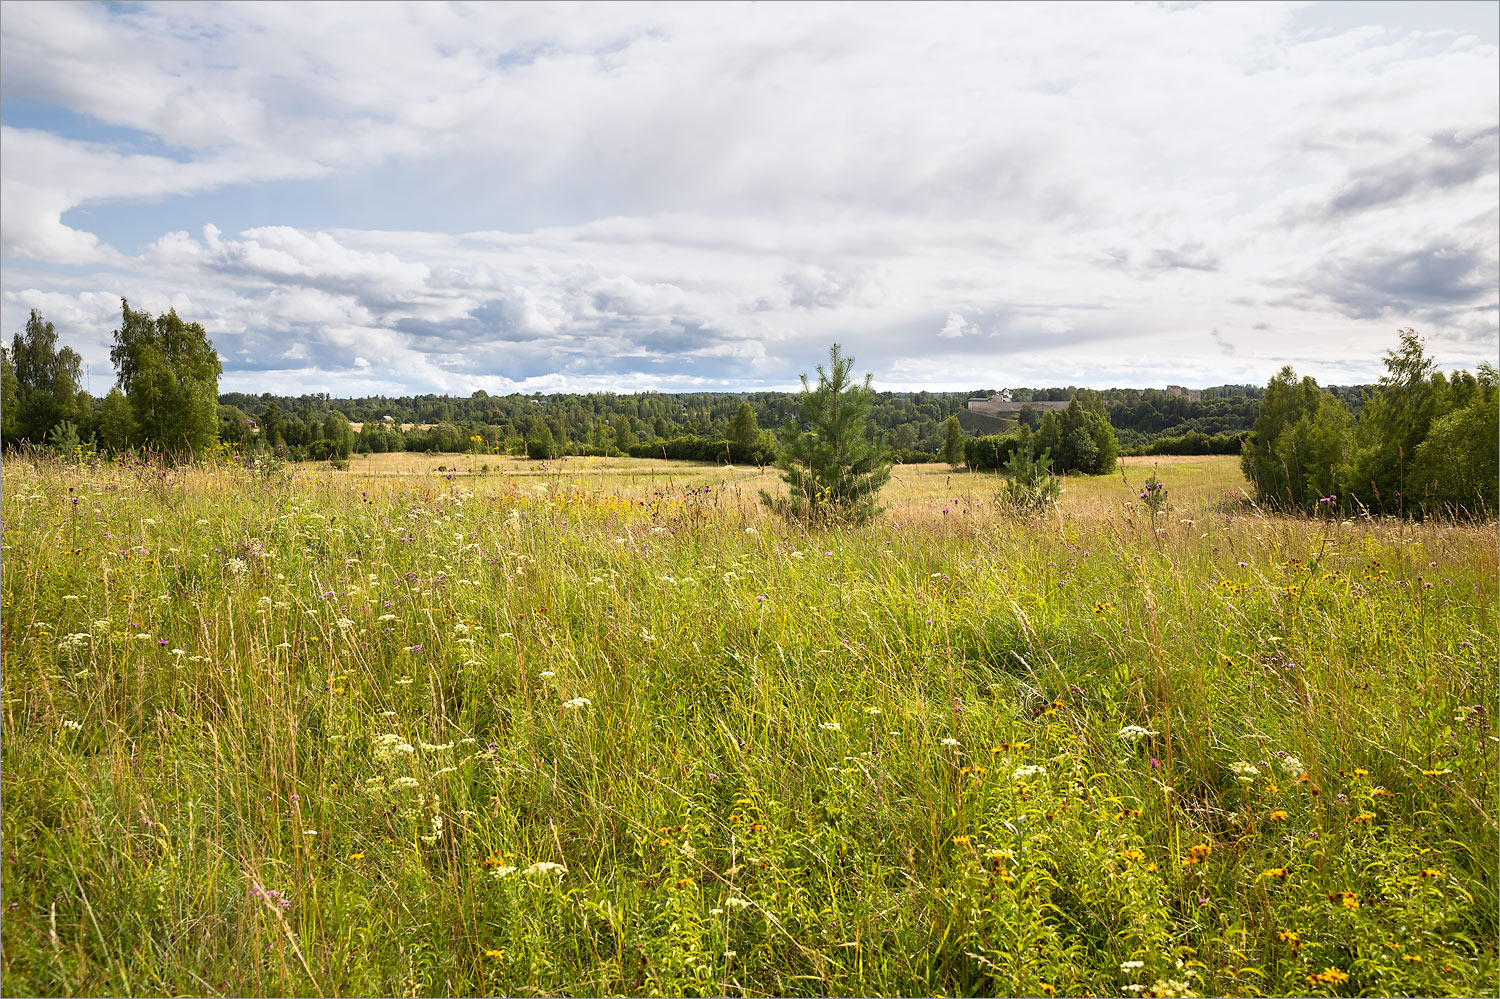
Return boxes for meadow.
[1,452,1495,997]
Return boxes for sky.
[1,1,1496,397]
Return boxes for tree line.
[7,307,1492,520]
[1241,330,1497,518]
[2,303,221,458]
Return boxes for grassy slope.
[1,454,1495,997]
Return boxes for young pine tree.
[760,343,891,525]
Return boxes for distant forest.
[214,382,1375,459]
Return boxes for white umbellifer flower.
[61,719,83,732]
[1229,761,1260,782]
[418,741,454,752]
[864,707,881,715]
[226,557,248,575]
[820,721,841,732]
[489,865,518,879]
[522,862,567,877]
[374,733,416,762]
[1013,765,1048,780]
[941,737,960,747]
[57,633,90,653]
[336,618,355,629]
[1117,725,1157,742]
[724,896,752,909]
[1121,960,1145,970]
[63,594,80,601]
[743,527,757,534]
[563,697,592,709]
[539,670,556,678]
[389,776,421,791]
[1279,755,1304,776]
[377,614,397,622]
[723,949,738,959]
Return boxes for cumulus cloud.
[0,1,1495,392]
[937,312,979,339]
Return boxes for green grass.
[2,453,1495,997]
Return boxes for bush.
[999,447,1061,513]
[628,436,774,465]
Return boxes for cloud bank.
[1,1,1495,395]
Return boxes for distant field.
[330,451,1250,519]
[3,452,1494,997]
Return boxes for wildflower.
[940,737,959,747]
[1117,724,1157,742]
[539,670,556,678]
[1306,967,1349,986]
[1121,848,1146,862]
[864,706,881,715]
[349,852,364,861]
[1261,867,1289,880]
[1371,786,1394,797]
[1278,755,1304,777]
[1402,954,1422,962]
[1012,765,1047,780]
[521,861,567,877]
[1269,810,1288,822]
[1181,843,1211,866]
[1229,761,1260,781]
[723,896,752,909]
[820,721,841,732]
[1421,768,1451,776]
[483,949,504,959]
[1419,868,1441,878]
[1351,812,1374,825]
[952,835,971,845]
[1278,930,1302,949]
[1120,960,1145,970]
[562,697,592,709]
[1327,891,1359,909]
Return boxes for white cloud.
[0,2,1494,392]
[937,312,978,339]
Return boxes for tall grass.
[2,453,1494,997]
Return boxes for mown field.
[1,453,1495,997]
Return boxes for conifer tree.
[760,343,891,525]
